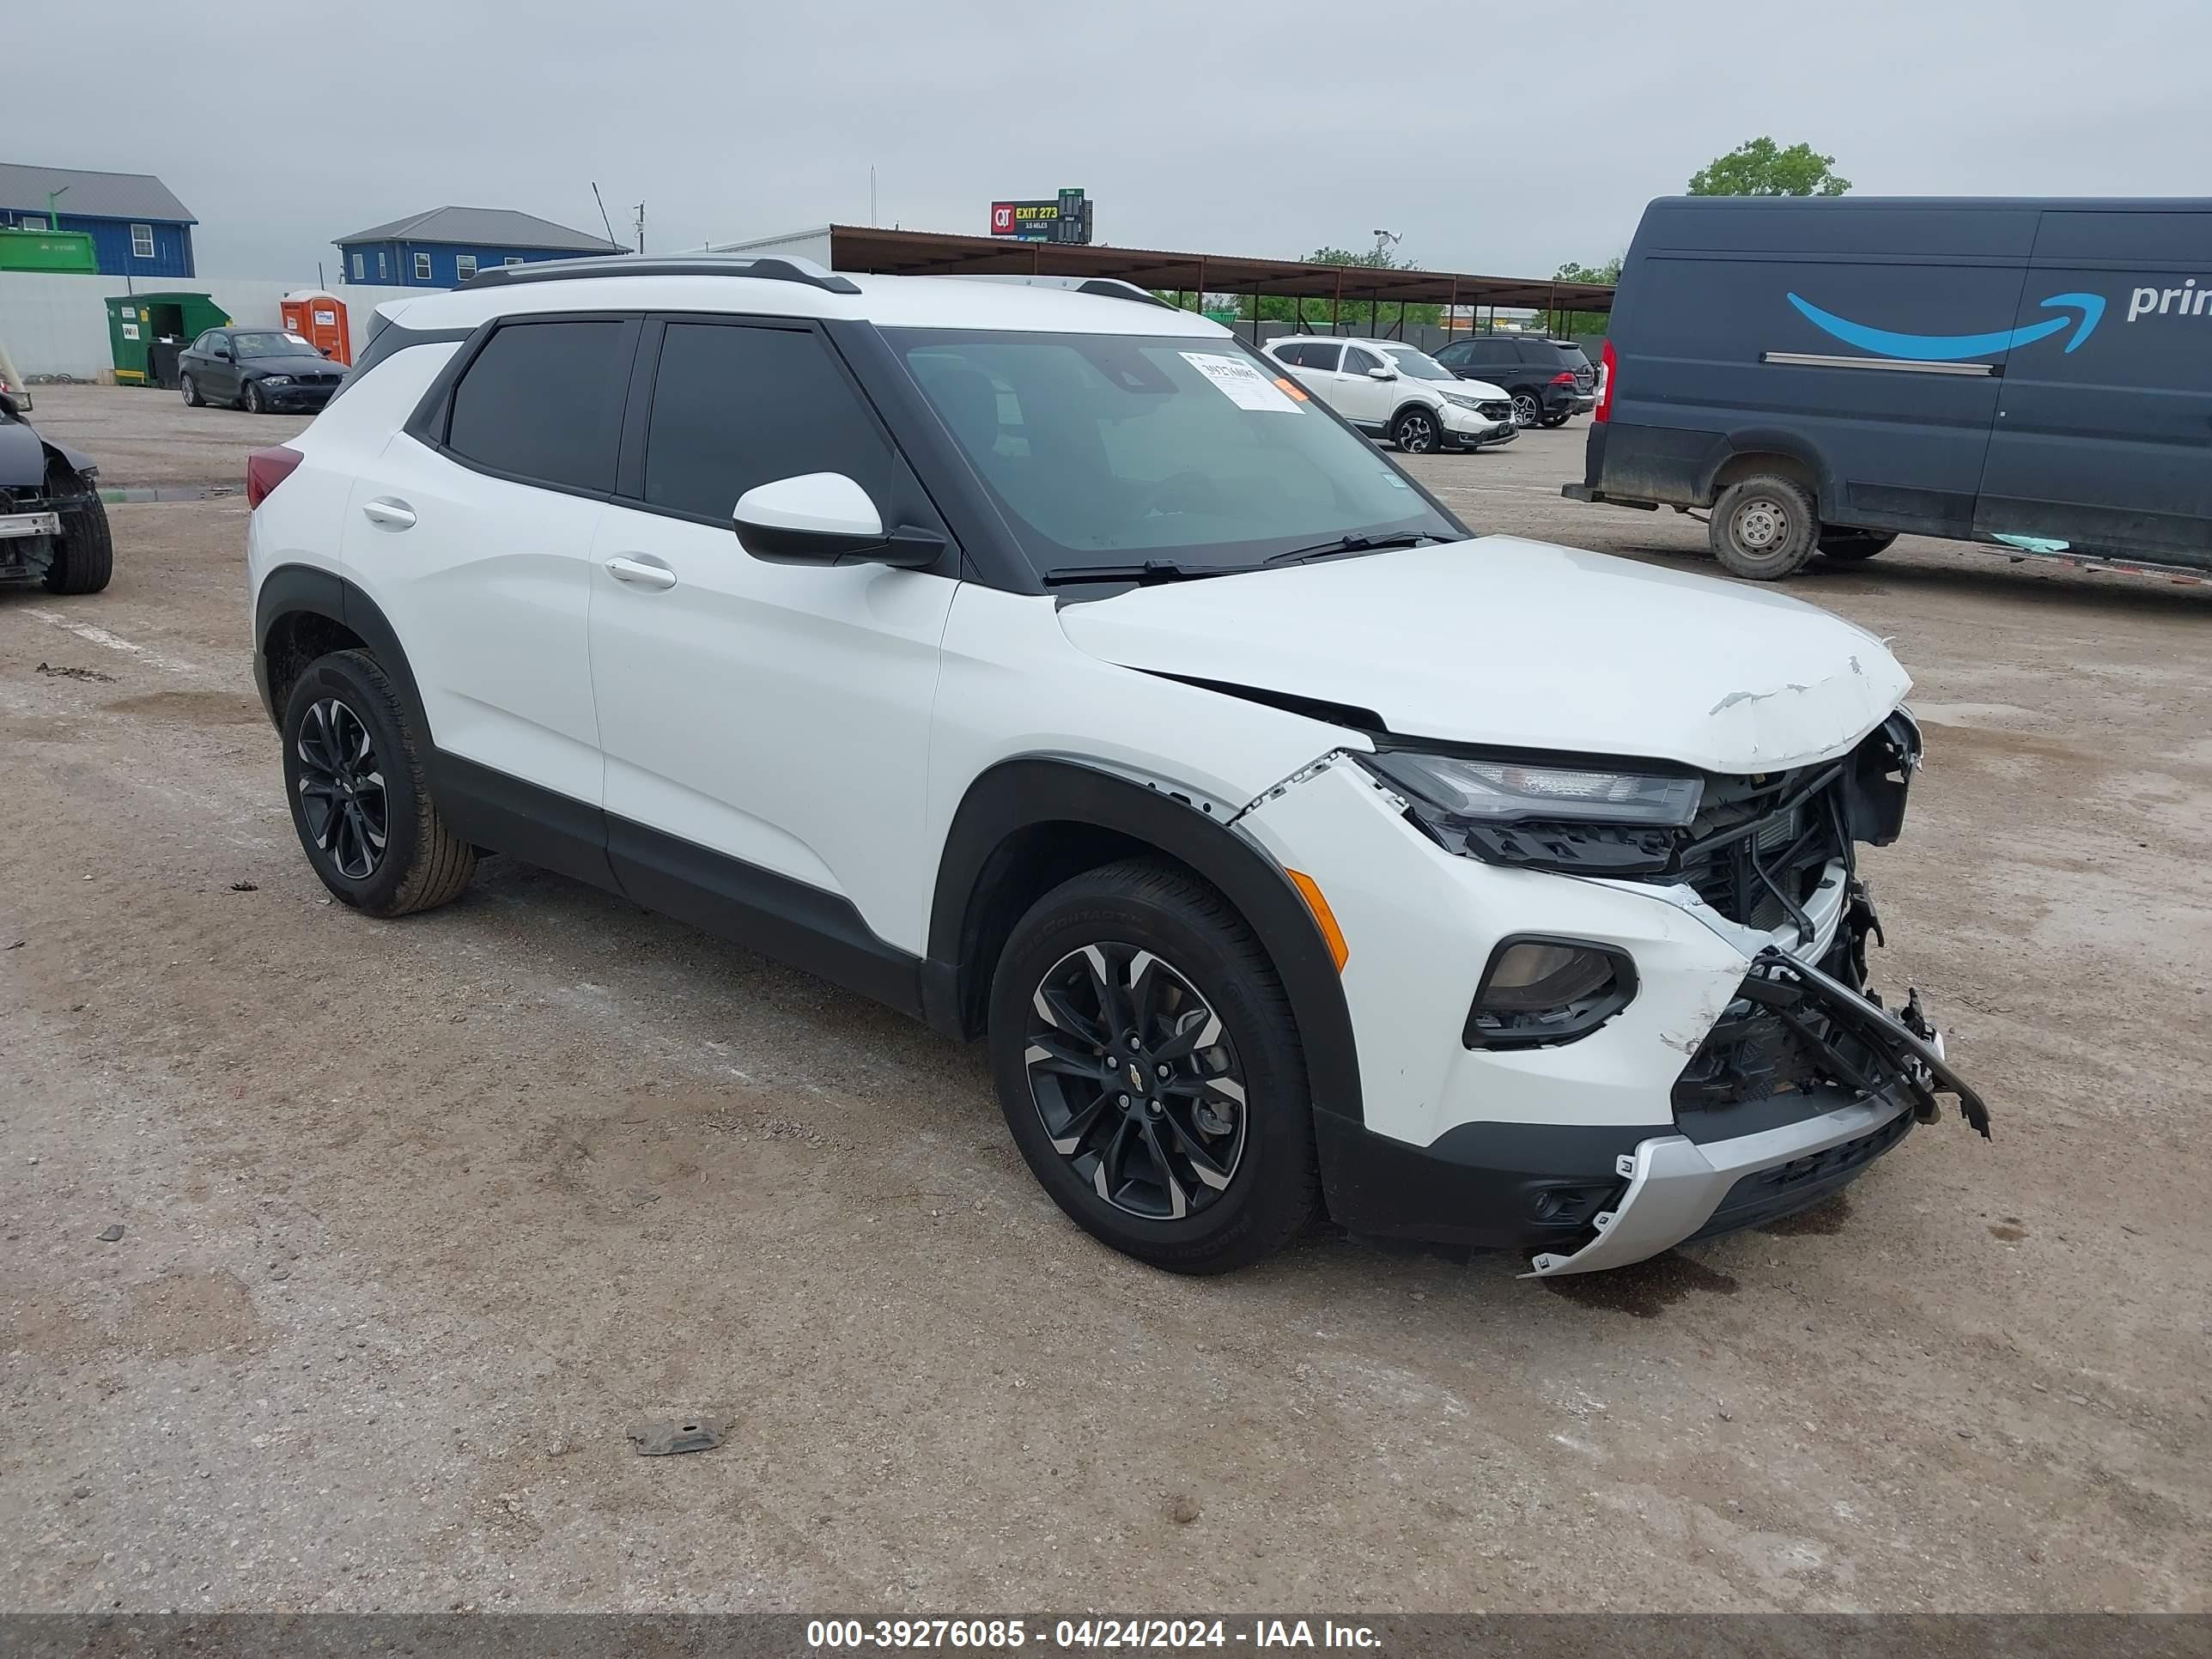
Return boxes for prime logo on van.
[2127,281,2211,322]
[1786,291,2106,362]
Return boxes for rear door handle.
[361,497,416,530]
[605,555,678,591]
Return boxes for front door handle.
[361,497,416,530]
[605,555,678,591]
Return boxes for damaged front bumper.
[1524,942,1990,1277]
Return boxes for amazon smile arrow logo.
[1786,291,2105,361]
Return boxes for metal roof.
[0,161,194,223]
[334,206,623,253]
[797,225,1615,314]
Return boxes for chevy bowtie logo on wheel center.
[1125,1060,1146,1095]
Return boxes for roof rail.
[461,252,861,295]
[948,273,1174,309]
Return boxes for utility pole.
[870,166,877,228]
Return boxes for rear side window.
[444,319,630,492]
[641,322,899,521]
[1272,341,1310,367]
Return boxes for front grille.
[1478,400,1512,421]
[1671,767,1846,931]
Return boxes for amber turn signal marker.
[1285,869,1348,971]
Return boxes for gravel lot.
[3,386,2207,1614]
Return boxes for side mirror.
[1367,366,1397,381]
[320,347,334,359]
[215,348,233,362]
[732,472,944,568]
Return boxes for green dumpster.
[106,291,230,386]
[0,227,97,274]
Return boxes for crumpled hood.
[1056,537,1911,774]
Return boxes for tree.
[1688,137,1850,198]
[1550,256,1624,339]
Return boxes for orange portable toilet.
[280,289,351,366]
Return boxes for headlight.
[261,375,291,386]
[1359,750,1703,874]
[1440,390,1484,410]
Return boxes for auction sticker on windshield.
[1180,352,1301,413]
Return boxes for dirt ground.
[3,386,2207,1614]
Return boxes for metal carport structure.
[710,225,1614,342]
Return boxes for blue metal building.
[0,161,196,278]
[333,207,623,288]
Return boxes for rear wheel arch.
[1705,436,1832,514]
[927,757,1363,1125]
[256,566,429,741]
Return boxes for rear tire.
[988,859,1321,1274]
[1818,529,1898,562]
[43,495,112,595]
[1509,389,1541,428]
[1710,475,1820,580]
[281,649,476,917]
[1539,412,1571,428]
[1391,406,1440,454]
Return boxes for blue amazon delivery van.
[1567,197,2212,579]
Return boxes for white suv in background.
[1263,336,1515,453]
[244,255,1988,1279]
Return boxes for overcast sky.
[17,0,2209,284]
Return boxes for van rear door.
[1975,208,2212,564]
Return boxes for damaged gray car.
[0,384,110,594]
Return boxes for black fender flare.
[1389,400,1443,438]
[1700,428,1838,514]
[926,757,1363,1124]
[253,564,430,740]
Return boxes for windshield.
[890,329,1460,577]
[232,331,316,359]
[1381,346,1455,382]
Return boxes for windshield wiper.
[1263,531,1448,567]
[1041,561,1243,586]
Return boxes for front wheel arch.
[927,757,1363,1127]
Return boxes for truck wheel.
[1710,476,1820,580]
[179,373,204,408]
[43,495,112,595]
[1391,407,1439,454]
[281,649,476,917]
[988,859,1321,1274]
[1818,530,1898,562]
[1510,390,1541,428]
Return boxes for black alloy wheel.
[1024,941,1248,1221]
[295,696,388,881]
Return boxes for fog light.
[1464,937,1636,1048]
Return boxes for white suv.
[1263,336,1515,453]
[245,255,1989,1277]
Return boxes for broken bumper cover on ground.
[1525,950,1991,1277]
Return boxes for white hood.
[1440,376,1508,401]
[1056,538,1911,775]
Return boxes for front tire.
[179,373,204,408]
[1710,475,1820,580]
[43,495,112,594]
[242,381,265,415]
[280,649,475,917]
[1391,406,1440,454]
[988,860,1321,1274]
